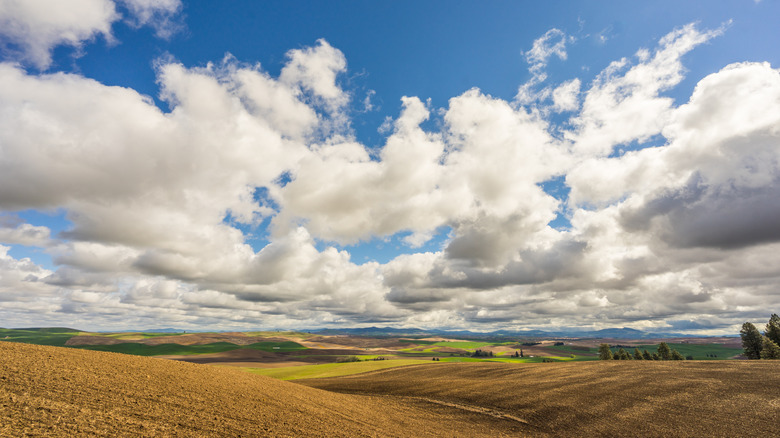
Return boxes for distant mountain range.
[311,326,710,339]
[7,325,725,339]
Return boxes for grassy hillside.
[73,340,307,356]
[0,327,81,346]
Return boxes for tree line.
[598,342,684,360]
[740,314,780,359]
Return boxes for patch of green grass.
[74,341,308,357]
[431,341,498,349]
[248,359,432,380]
[398,339,439,345]
[631,343,742,360]
[0,328,81,347]
[548,344,598,356]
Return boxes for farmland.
[2,341,778,437]
[302,360,780,436]
[0,327,748,380]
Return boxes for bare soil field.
[303,360,780,437]
[161,347,371,366]
[3,341,777,436]
[301,336,408,349]
[65,332,296,346]
[0,341,523,437]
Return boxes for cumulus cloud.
[568,23,726,157]
[552,78,581,112]
[0,0,182,69]
[0,0,117,69]
[0,221,51,246]
[0,23,778,333]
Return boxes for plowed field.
[0,342,519,436]
[3,341,778,437]
[303,361,780,436]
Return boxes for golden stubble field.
[2,341,779,437]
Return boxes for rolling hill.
[0,341,518,437]
[3,340,778,436]
[302,361,780,436]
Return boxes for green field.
[248,359,433,380]
[432,341,502,349]
[398,339,439,345]
[629,343,742,360]
[74,341,308,356]
[0,327,82,347]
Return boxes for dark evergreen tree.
[657,342,672,360]
[598,343,613,360]
[671,349,684,360]
[651,352,660,360]
[760,336,780,359]
[633,348,643,360]
[617,348,629,360]
[741,322,764,359]
[642,349,652,360]
[765,314,780,347]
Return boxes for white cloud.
[516,28,574,106]
[0,0,182,69]
[524,28,570,77]
[0,0,117,69]
[1,23,779,333]
[568,23,725,157]
[118,0,181,38]
[552,78,581,112]
[0,222,51,246]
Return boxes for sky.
[1,0,779,333]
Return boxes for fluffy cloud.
[0,23,778,333]
[118,0,181,38]
[0,0,181,69]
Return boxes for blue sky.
[1,0,779,332]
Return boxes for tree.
[633,348,643,360]
[760,336,780,359]
[741,322,764,359]
[520,348,524,358]
[671,349,684,360]
[657,342,672,360]
[651,352,660,360]
[617,348,629,360]
[765,314,780,347]
[642,349,652,360]
[598,343,613,360]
